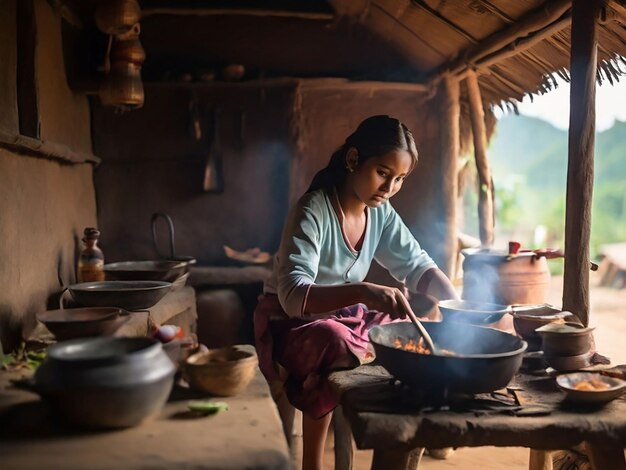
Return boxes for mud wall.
[0,0,96,351]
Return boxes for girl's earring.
[346,166,354,173]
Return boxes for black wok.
[66,281,172,311]
[369,321,527,395]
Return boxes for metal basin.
[67,281,172,311]
[104,260,186,282]
[34,337,175,429]
[36,307,124,341]
[439,299,511,325]
[369,321,527,395]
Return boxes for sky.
[496,76,626,132]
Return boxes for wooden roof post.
[436,75,460,277]
[466,69,495,247]
[563,0,602,326]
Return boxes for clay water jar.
[462,248,551,305]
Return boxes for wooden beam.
[466,70,495,247]
[430,0,572,82]
[563,0,603,326]
[436,75,460,276]
[0,129,101,165]
[473,14,571,73]
[141,8,333,20]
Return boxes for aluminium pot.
[34,337,175,429]
[369,321,527,396]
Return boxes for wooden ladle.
[405,307,440,355]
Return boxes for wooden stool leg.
[529,449,553,470]
[371,449,412,470]
[407,448,425,469]
[333,405,354,470]
[586,442,626,470]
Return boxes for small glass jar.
[77,227,105,283]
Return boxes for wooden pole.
[436,75,460,277]
[466,70,495,247]
[563,0,603,326]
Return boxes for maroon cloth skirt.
[254,294,398,419]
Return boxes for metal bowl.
[36,307,124,341]
[104,260,186,282]
[439,299,511,325]
[67,281,172,311]
[369,321,527,395]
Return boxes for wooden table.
[329,365,626,470]
[0,364,290,469]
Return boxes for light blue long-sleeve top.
[264,188,437,318]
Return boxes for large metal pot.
[66,281,172,311]
[369,321,527,395]
[34,337,175,429]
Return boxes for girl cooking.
[254,115,459,469]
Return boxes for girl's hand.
[361,282,413,319]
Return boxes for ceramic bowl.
[185,345,257,396]
[556,372,626,404]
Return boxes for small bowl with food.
[556,372,626,404]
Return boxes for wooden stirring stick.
[405,307,439,355]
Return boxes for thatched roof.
[62,0,626,110]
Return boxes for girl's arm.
[304,282,413,320]
[416,267,460,301]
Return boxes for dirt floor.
[308,272,626,469]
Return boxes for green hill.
[473,114,626,255]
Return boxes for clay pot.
[536,322,595,356]
[110,36,145,65]
[95,0,141,35]
[510,304,567,350]
[99,61,144,109]
[462,249,551,305]
[34,337,175,428]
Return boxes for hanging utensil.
[151,212,197,266]
[203,108,224,193]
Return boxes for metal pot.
[66,281,172,311]
[369,321,527,395]
[34,337,175,428]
